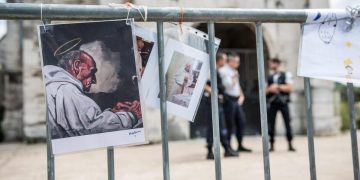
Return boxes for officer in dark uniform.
[204,52,238,159]
[266,58,295,152]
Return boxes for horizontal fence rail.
[0,3,309,22]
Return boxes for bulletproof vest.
[267,72,290,104]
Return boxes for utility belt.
[224,94,240,101]
[267,93,290,105]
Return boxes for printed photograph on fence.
[148,38,209,121]
[166,51,203,108]
[145,25,219,121]
[136,36,154,76]
[298,9,360,84]
[134,26,158,103]
[38,20,147,154]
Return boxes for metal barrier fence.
[0,3,358,180]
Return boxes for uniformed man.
[266,58,295,152]
[204,52,238,159]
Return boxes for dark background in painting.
[136,36,154,75]
[39,20,140,111]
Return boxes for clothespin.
[344,6,360,32]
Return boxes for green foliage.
[340,102,360,131]
[340,102,350,131]
[339,82,360,131]
[336,83,360,100]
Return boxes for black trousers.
[224,95,246,146]
[268,102,293,143]
[204,96,230,149]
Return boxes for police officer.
[266,58,295,152]
[219,54,252,152]
[204,52,238,159]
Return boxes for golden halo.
[53,38,82,57]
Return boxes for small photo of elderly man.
[166,51,203,108]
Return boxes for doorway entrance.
[191,23,269,138]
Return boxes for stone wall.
[0,19,23,141]
[0,0,341,141]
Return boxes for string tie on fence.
[178,7,184,34]
[40,3,50,32]
[40,3,43,23]
[109,3,148,24]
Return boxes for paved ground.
[0,133,358,180]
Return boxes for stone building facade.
[0,0,341,142]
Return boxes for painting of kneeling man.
[39,20,146,154]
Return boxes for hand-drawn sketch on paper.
[318,12,337,44]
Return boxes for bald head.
[58,50,93,69]
[59,50,97,92]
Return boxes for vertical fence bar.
[157,21,170,180]
[255,22,271,180]
[304,77,317,180]
[107,147,115,180]
[207,21,222,180]
[43,19,55,180]
[46,111,55,180]
[346,82,360,180]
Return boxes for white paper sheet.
[298,9,360,84]
[147,38,210,121]
[142,25,220,122]
[134,26,159,104]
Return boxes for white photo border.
[134,25,159,104]
[148,38,209,121]
[38,19,148,155]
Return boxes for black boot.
[206,146,214,160]
[269,142,275,152]
[288,141,296,152]
[224,145,239,157]
[238,145,252,152]
[207,151,214,160]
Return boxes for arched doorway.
[191,23,270,137]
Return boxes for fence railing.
[0,3,358,180]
